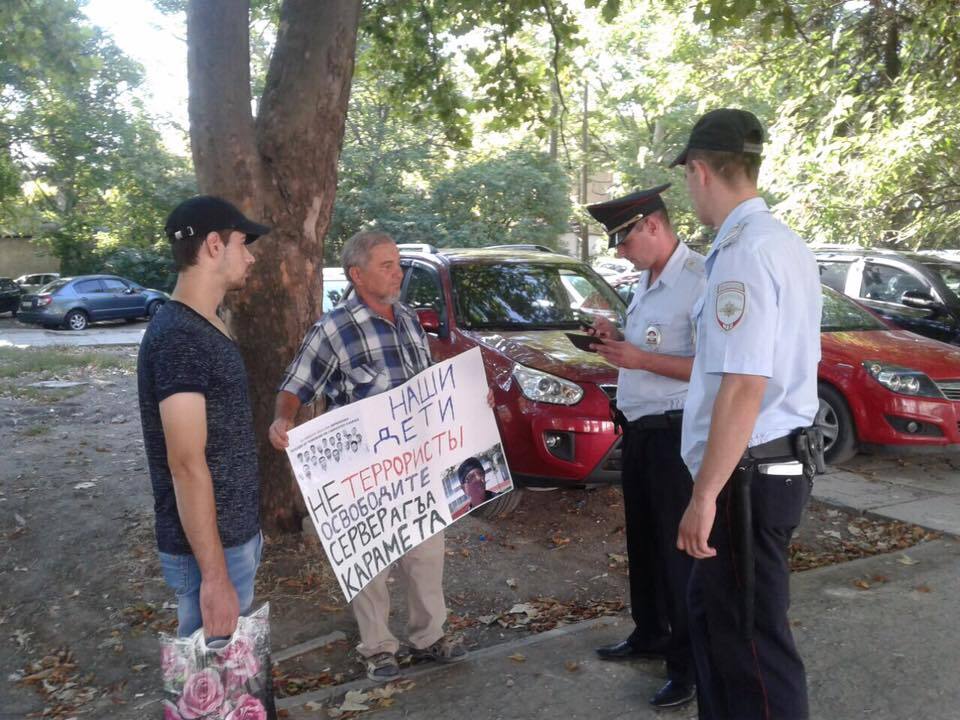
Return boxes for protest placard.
[285,347,513,602]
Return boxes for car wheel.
[474,488,524,519]
[816,383,857,465]
[64,309,89,331]
[147,300,163,319]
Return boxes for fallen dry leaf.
[508,653,526,663]
[564,660,579,672]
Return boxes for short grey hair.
[341,230,396,278]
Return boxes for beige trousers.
[350,531,447,657]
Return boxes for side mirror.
[901,290,942,311]
[416,308,442,334]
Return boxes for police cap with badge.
[586,183,671,249]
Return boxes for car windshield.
[322,278,350,312]
[450,262,625,329]
[39,279,69,294]
[921,262,960,301]
[821,286,887,332]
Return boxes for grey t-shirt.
[137,301,259,555]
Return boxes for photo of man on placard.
[443,443,513,520]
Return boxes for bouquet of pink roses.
[160,603,276,720]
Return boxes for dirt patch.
[0,350,941,717]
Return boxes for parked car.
[322,267,350,313]
[17,274,169,331]
[611,273,960,463]
[592,257,634,278]
[814,247,960,345]
[14,272,60,294]
[0,277,24,316]
[394,244,626,515]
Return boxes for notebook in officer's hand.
[565,332,598,353]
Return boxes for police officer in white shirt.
[585,185,705,710]
[671,109,824,720]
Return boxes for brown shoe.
[411,635,468,664]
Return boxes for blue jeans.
[159,531,262,638]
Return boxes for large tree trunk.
[186,0,361,531]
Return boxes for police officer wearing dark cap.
[585,184,705,709]
[673,109,823,720]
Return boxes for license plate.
[21,301,31,309]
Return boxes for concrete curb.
[275,614,619,711]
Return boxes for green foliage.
[1,0,195,271]
[576,0,960,250]
[327,47,571,260]
[102,245,176,292]
[429,149,571,247]
[164,0,960,256]
[360,1,583,146]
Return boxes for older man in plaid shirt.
[269,230,466,682]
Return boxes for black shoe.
[595,636,669,660]
[649,680,696,709]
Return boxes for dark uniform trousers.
[688,465,811,720]
[621,420,694,685]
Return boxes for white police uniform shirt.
[617,242,706,421]
[681,197,822,478]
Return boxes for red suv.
[396,245,626,515]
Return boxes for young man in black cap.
[585,184,705,709]
[138,195,270,639]
[673,109,822,720]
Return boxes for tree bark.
[186,0,362,531]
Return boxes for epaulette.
[716,222,745,248]
[683,256,706,276]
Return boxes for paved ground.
[280,454,960,719]
[4,320,958,717]
[0,317,146,348]
[818,454,960,536]
[282,539,960,720]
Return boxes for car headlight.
[862,361,944,398]
[512,364,584,405]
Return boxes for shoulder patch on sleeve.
[715,280,746,331]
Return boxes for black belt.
[744,433,797,461]
[625,409,683,431]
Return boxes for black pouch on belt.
[794,426,827,475]
[610,401,626,436]
[730,463,757,640]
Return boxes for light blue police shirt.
[617,242,706,421]
[680,197,822,478]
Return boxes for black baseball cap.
[669,108,764,167]
[586,183,671,249]
[164,195,271,245]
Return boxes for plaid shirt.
[279,294,432,407]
